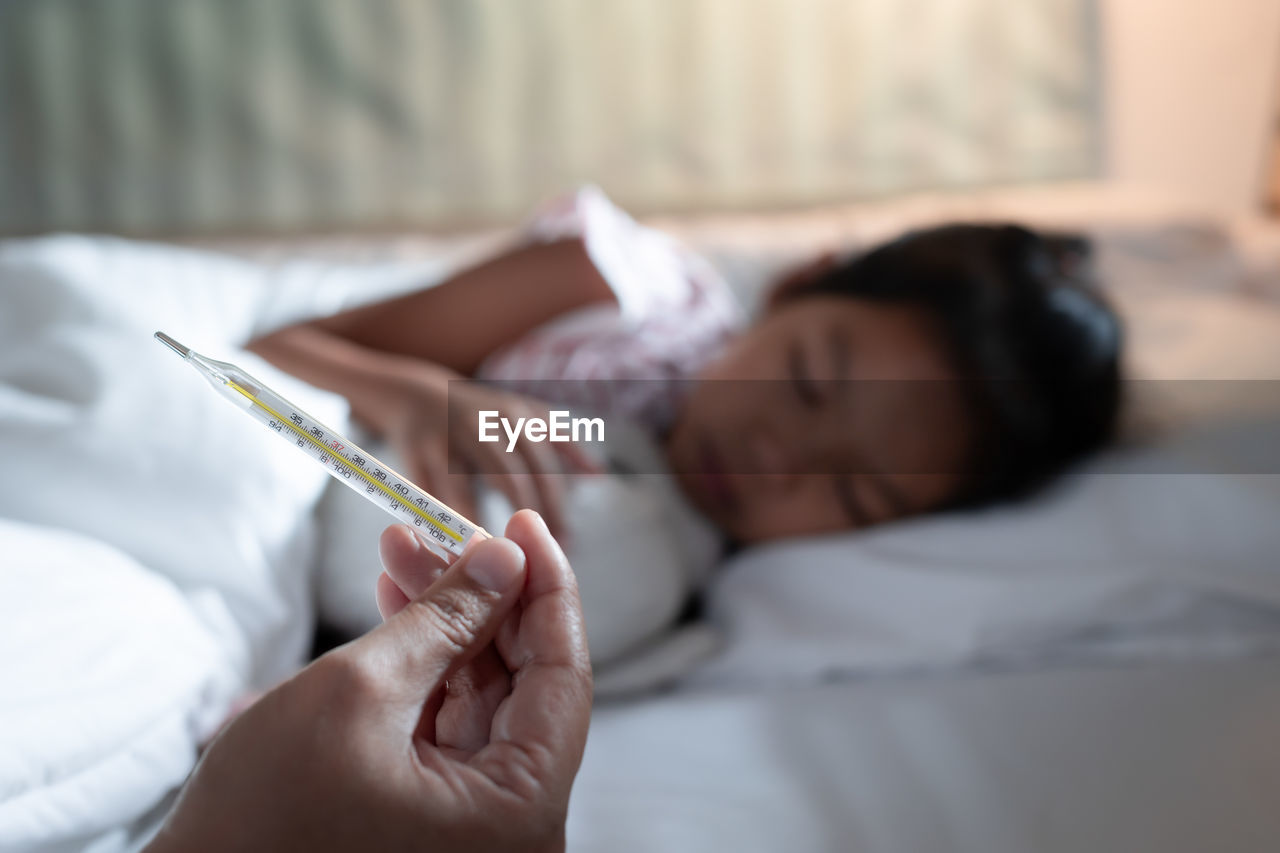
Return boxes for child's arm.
[246,237,612,531]
[265,237,610,366]
[247,237,612,431]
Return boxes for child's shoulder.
[477,187,745,430]
[526,185,742,328]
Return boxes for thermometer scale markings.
[226,380,462,545]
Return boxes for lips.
[696,437,738,513]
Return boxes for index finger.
[471,510,593,800]
[553,439,605,475]
[516,442,568,539]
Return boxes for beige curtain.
[0,0,1100,236]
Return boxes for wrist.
[364,360,457,437]
[249,323,457,440]
[319,344,452,439]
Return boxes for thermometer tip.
[154,331,190,358]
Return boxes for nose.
[745,425,799,491]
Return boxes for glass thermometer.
[155,331,488,560]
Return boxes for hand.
[147,510,593,853]
[384,365,600,539]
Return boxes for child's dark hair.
[783,223,1123,508]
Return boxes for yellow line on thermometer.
[226,380,461,544]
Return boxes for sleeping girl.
[248,186,1122,671]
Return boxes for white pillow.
[694,436,1280,685]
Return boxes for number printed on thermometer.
[159,332,488,561]
[257,395,475,549]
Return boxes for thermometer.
[155,331,488,560]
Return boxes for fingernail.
[528,509,551,537]
[465,539,524,592]
[461,532,483,555]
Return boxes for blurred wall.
[1101,0,1280,214]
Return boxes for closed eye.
[788,342,822,408]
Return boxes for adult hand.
[147,510,593,853]
[384,365,600,539]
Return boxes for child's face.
[665,295,972,544]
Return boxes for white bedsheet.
[569,657,1280,853]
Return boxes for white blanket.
[0,236,354,849]
[0,520,236,848]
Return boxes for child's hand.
[384,366,601,540]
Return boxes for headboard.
[0,0,1100,237]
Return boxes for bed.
[2,183,1279,852]
[4,0,1280,847]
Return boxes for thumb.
[366,536,526,704]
